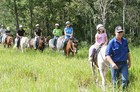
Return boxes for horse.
[48,38,56,50]
[29,37,45,52]
[20,37,29,52]
[89,45,109,90]
[64,38,78,57]
[56,35,65,52]
[13,36,29,52]
[2,34,13,48]
[44,36,51,47]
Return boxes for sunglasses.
[117,31,123,33]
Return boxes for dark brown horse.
[3,35,13,48]
[29,37,45,52]
[64,38,78,57]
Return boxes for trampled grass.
[0,45,139,92]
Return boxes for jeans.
[33,36,39,49]
[110,62,129,89]
[52,36,58,47]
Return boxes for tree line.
[0,0,140,45]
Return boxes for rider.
[33,24,42,50]
[63,21,73,50]
[4,27,12,43]
[16,25,25,48]
[88,24,108,62]
[0,25,6,43]
[52,23,62,48]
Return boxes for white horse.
[1,33,7,44]
[56,35,65,52]
[48,35,65,52]
[48,38,55,50]
[13,37,29,52]
[89,45,109,90]
[20,37,29,52]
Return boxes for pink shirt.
[95,32,107,45]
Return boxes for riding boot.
[17,38,20,48]
[5,37,7,44]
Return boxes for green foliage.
[0,0,140,45]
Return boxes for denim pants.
[110,62,129,89]
[33,36,39,49]
[52,36,58,46]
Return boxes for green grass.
[0,45,139,92]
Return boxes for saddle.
[92,46,102,67]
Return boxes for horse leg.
[98,62,106,91]
[66,50,69,57]
[89,61,99,84]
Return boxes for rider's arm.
[53,29,56,36]
[16,33,19,37]
[34,31,36,36]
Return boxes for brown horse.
[29,37,45,52]
[64,38,78,57]
[3,35,13,48]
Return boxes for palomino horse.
[2,34,13,48]
[89,45,109,90]
[29,37,45,52]
[64,38,78,57]
[13,37,29,52]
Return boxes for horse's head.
[69,38,78,54]
[38,37,45,51]
[45,36,51,45]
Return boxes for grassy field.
[0,44,139,92]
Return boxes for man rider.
[33,24,42,50]
[16,25,25,48]
[52,23,62,48]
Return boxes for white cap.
[55,23,59,26]
[7,27,10,31]
[36,24,39,27]
[96,24,104,30]
[66,21,71,25]
[19,25,23,28]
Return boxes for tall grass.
[0,45,139,92]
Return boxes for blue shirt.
[64,27,73,38]
[105,37,129,62]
